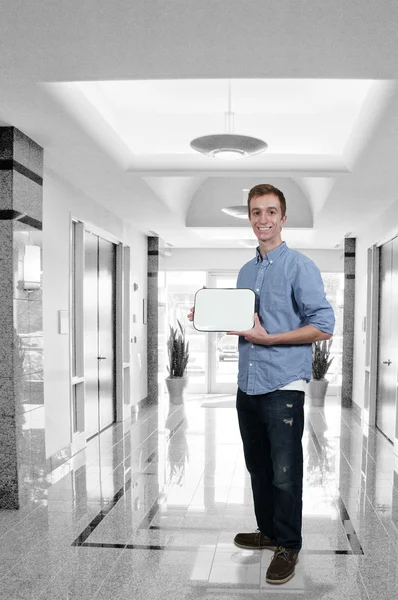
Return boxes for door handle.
[382,359,392,366]
[98,356,107,360]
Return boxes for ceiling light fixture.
[222,188,250,219]
[190,81,268,159]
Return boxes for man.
[189,184,335,585]
[229,184,334,585]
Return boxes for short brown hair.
[247,184,286,217]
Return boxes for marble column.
[341,237,356,408]
[147,236,160,404]
[0,127,43,509]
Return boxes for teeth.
[259,227,270,230]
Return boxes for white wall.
[165,247,343,272]
[353,195,398,411]
[43,169,147,458]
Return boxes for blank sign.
[193,288,255,332]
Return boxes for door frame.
[364,244,379,430]
[70,217,130,455]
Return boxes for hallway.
[1,392,397,599]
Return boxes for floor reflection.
[2,394,398,599]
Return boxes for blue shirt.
[236,241,335,395]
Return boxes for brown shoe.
[266,546,299,584]
[234,529,276,550]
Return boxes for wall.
[43,169,147,458]
[353,195,398,411]
[165,248,343,272]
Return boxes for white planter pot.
[165,376,188,404]
[308,378,329,406]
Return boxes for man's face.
[249,194,287,244]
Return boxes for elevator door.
[84,231,116,439]
[376,237,398,442]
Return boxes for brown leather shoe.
[266,546,299,584]
[234,529,276,550]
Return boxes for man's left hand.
[227,313,272,345]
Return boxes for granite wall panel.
[0,415,19,509]
[0,378,14,417]
[341,237,356,408]
[0,127,14,159]
[147,237,159,404]
[13,127,43,177]
[13,170,43,222]
[0,303,14,378]
[0,126,43,509]
[0,171,13,207]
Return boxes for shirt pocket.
[267,282,289,310]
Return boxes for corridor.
[1,392,397,599]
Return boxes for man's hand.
[187,286,207,322]
[227,313,273,345]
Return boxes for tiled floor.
[2,392,398,599]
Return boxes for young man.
[228,184,335,584]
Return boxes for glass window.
[160,271,207,392]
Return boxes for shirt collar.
[255,241,287,264]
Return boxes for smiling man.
[230,184,335,585]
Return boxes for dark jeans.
[237,387,305,551]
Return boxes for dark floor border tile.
[375,425,394,446]
[72,416,187,547]
[77,543,198,551]
[149,525,221,532]
[303,549,354,555]
[75,542,356,555]
[72,478,133,546]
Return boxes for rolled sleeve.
[293,260,335,335]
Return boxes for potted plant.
[308,339,334,406]
[165,319,189,403]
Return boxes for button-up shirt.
[237,242,335,395]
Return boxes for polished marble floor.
[2,392,398,599]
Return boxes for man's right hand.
[187,286,207,322]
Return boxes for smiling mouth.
[258,227,271,231]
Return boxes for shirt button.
[256,288,260,292]
[249,363,253,367]
[270,260,273,264]
[251,345,254,348]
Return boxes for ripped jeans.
[237,387,305,551]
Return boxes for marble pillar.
[147,236,159,403]
[0,127,43,509]
[341,237,356,408]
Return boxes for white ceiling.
[71,79,373,156]
[2,1,398,250]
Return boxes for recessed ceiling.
[38,76,397,250]
[50,78,374,163]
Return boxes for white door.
[208,272,239,394]
[84,231,116,440]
